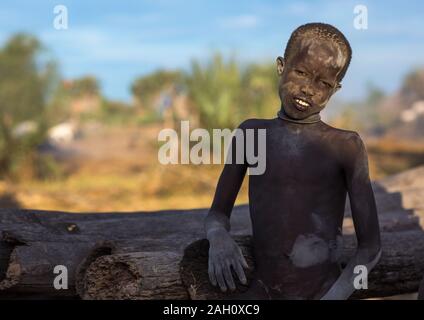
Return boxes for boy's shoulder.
[238,117,276,130]
[320,121,361,139]
[320,121,365,150]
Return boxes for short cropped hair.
[284,23,352,82]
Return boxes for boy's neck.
[277,108,321,124]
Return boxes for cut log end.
[75,242,115,298]
[0,235,26,291]
[0,249,21,290]
[82,255,142,300]
[78,251,189,300]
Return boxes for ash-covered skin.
[205,23,381,300]
[289,234,329,268]
[289,213,343,268]
[277,37,345,121]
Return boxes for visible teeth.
[295,98,310,107]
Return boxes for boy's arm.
[321,133,381,300]
[205,161,247,234]
[205,124,249,292]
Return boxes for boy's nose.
[301,85,315,97]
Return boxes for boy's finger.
[208,260,217,286]
[239,251,249,269]
[232,259,247,285]
[215,265,227,292]
[223,262,236,291]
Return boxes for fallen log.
[0,190,421,247]
[0,237,201,299]
[343,209,422,234]
[369,186,424,212]
[0,202,423,298]
[0,242,94,297]
[0,182,422,245]
[346,184,424,215]
[377,165,424,191]
[77,230,424,300]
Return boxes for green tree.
[131,70,183,110]
[68,76,100,98]
[241,63,279,119]
[361,83,386,132]
[186,53,242,129]
[98,99,136,125]
[0,34,58,178]
[401,68,424,104]
[330,105,362,131]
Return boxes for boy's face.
[277,37,347,120]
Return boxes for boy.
[204,23,381,300]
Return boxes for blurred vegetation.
[0,34,59,179]
[401,69,424,104]
[131,70,183,109]
[129,54,280,130]
[185,53,280,129]
[46,76,101,124]
[96,99,136,125]
[329,85,385,133]
[68,76,99,97]
[241,63,280,119]
[186,54,242,129]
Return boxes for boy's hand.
[207,228,249,292]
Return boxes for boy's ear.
[276,56,285,76]
[333,82,342,93]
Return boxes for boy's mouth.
[293,97,311,111]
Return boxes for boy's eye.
[321,80,333,88]
[295,69,306,76]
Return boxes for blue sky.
[0,0,423,102]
